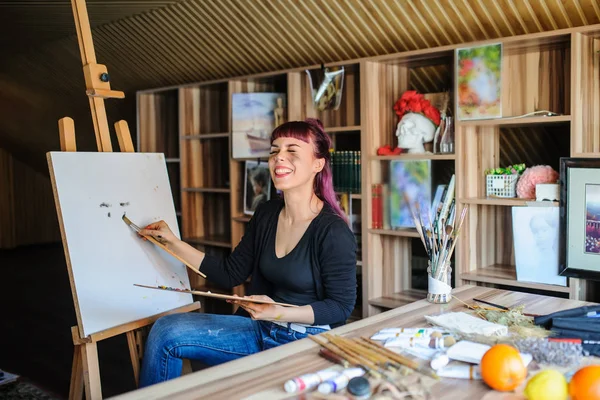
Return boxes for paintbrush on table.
[122,214,207,278]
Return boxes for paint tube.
[430,352,450,370]
[384,336,453,349]
[435,365,482,380]
[371,328,444,341]
[317,368,365,394]
[284,368,341,393]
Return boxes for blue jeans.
[139,312,327,387]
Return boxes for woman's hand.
[139,220,179,246]
[229,295,285,321]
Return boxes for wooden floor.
[0,243,137,399]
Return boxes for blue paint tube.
[317,368,365,394]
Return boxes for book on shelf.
[332,150,361,194]
[371,183,392,230]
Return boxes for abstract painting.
[389,160,431,229]
[456,43,502,120]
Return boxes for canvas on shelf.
[244,160,271,215]
[512,206,567,286]
[389,160,432,229]
[232,93,286,159]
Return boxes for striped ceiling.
[1,0,599,172]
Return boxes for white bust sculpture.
[395,112,436,153]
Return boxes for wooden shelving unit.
[137,24,600,320]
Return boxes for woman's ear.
[313,158,325,173]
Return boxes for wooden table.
[110,285,593,400]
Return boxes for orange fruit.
[480,344,527,392]
[569,365,600,400]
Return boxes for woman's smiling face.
[268,137,321,192]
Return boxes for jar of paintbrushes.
[427,261,452,304]
[408,175,467,304]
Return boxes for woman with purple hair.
[138,118,357,387]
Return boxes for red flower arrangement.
[393,90,441,127]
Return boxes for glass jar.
[427,261,452,304]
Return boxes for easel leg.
[126,331,141,387]
[81,342,102,400]
[69,345,84,400]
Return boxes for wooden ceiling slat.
[405,0,444,47]
[205,0,271,71]
[492,1,518,36]
[354,0,401,53]
[318,0,374,56]
[448,1,479,41]
[244,1,307,65]
[188,1,265,73]
[473,0,504,37]
[115,18,194,83]
[368,0,411,52]
[327,0,379,55]
[591,1,600,21]
[569,0,589,25]
[555,0,574,28]
[136,11,209,81]
[382,1,424,49]
[347,0,397,54]
[459,0,491,40]
[129,13,199,81]
[278,0,345,62]
[221,0,292,71]
[101,22,174,85]
[156,8,235,79]
[260,0,331,62]
[536,0,560,30]
[506,0,532,34]
[522,0,545,32]
[393,0,436,48]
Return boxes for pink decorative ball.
[516,165,559,199]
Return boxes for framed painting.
[243,160,271,215]
[559,157,600,280]
[456,42,502,120]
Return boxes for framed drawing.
[231,93,286,159]
[244,160,271,215]
[456,42,502,120]
[512,206,566,286]
[559,157,600,280]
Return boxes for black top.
[259,205,320,307]
[199,198,357,328]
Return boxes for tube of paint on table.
[384,335,455,349]
[430,351,450,370]
[284,368,341,393]
[317,368,365,394]
[371,328,444,340]
[436,365,482,380]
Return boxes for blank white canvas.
[512,206,567,286]
[48,152,194,337]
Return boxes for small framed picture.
[244,161,271,215]
[559,157,600,280]
[456,42,502,120]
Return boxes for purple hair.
[270,118,347,223]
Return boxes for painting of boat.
[232,92,286,159]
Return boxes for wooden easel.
[57,1,200,399]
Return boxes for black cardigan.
[199,198,357,328]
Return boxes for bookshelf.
[137,24,600,320]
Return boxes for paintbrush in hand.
[122,214,207,278]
